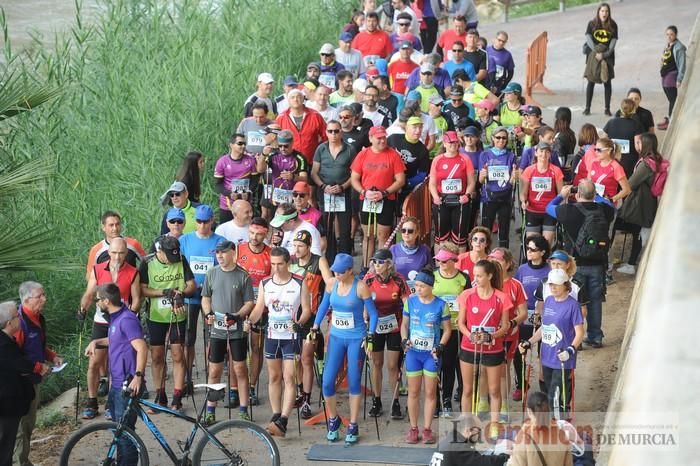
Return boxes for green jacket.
[618,160,658,228]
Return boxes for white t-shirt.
[335,48,366,79]
[281,220,322,256]
[308,102,340,123]
[363,108,387,127]
[215,221,250,245]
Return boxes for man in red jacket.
[276,89,327,166]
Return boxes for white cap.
[547,268,570,285]
[319,43,335,55]
[257,72,274,84]
[352,78,368,93]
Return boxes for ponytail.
[475,259,503,290]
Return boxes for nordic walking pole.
[226,326,232,420]
[75,311,86,425]
[561,360,567,419]
[293,335,301,436]
[521,352,526,420]
[363,354,369,421]
[364,355,380,441]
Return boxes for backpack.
[569,203,610,262]
[644,158,670,197]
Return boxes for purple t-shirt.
[540,295,583,370]
[460,149,481,174]
[267,153,301,190]
[390,243,432,290]
[486,46,515,75]
[479,148,516,196]
[514,262,551,312]
[214,154,258,210]
[518,146,561,170]
[108,305,144,387]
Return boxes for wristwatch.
[134,371,144,378]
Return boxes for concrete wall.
[599,11,700,466]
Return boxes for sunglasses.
[398,22,410,26]
[451,98,463,102]
[169,192,183,197]
[401,228,415,234]
[527,247,541,253]
[278,144,290,148]
[372,259,388,265]
[320,53,333,57]
[421,72,433,75]
[472,237,487,243]
[493,136,508,141]
[195,219,211,223]
[292,192,307,198]
[168,219,184,224]
[234,141,246,146]
[339,115,352,119]
[594,147,610,153]
[452,49,464,52]
[327,129,340,134]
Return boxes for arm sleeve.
[314,292,332,327]
[545,195,564,219]
[602,38,617,58]
[585,34,596,51]
[364,297,378,334]
[214,177,231,196]
[534,281,544,302]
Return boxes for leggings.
[481,199,512,248]
[663,86,678,117]
[585,80,612,111]
[542,365,573,416]
[323,334,364,397]
[420,16,439,54]
[441,330,462,401]
[434,202,471,247]
[512,325,534,390]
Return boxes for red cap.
[369,126,387,138]
[443,131,459,143]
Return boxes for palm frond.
[0,156,56,197]
[0,71,62,121]
[0,222,79,272]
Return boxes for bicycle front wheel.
[59,421,149,466]
[192,419,280,466]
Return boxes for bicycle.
[59,382,280,466]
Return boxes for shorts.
[208,337,248,363]
[251,314,268,334]
[147,320,187,346]
[91,322,109,349]
[359,199,396,227]
[525,211,557,233]
[372,331,402,352]
[405,349,439,378]
[264,337,300,360]
[185,303,202,347]
[459,349,505,367]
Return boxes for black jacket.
[0,331,36,417]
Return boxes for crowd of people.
[0,1,682,464]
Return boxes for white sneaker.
[617,264,636,275]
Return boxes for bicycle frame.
[111,393,235,464]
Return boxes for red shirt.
[456,252,485,283]
[437,30,468,61]
[388,60,419,94]
[351,146,406,200]
[352,30,393,58]
[93,260,139,305]
[586,159,626,198]
[276,108,327,165]
[364,272,410,333]
[457,288,513,354]
[521,164,564,213]
[430,153,474,195]
[502,277,527,343]
[237,243,271,289]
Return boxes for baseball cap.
[194,204,214,222]
[294,230,312,246]
[400,40,412,50]
[215,240,236,253]
[474,99,495,112]
[307,62,321,71]
[420,63,434,74]
[339,32,353,43]
[406,90,421,102]
[414,271,435,287]
[262,124,281,135]
[443,131,459,143]
[463,125,480,136]
[466,28,479,36]
[258,72,274,84]
[450,86,465,97]
[160,181,187,205]
[374,58,388,76]
[536,141,553,151]
[372,249,393,261]
[166,208,185,222]
[549,250,571,262]
[293,181,311,194]
[369,126,387,138]
[270,210,299,228]
[366,66,380,78]
[330,253,354,273]
[155,236,182,263]
[503,82,522,94]
[353,78,368,93]
[283,75,298,86]
[435,249,458,262]
[407,116,423,126]
[547,268,570,285]
[522,105,542,116]
[349,102,363,116]
[278,130,294,144]
[319,43,335,55]
[428,94,444,106]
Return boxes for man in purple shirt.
[404,53,452,96]
[486,31,515,94]
[85,283,147,465]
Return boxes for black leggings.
[542,366,573,416]
[512,325,534,390]
[420,16,439,54]
[481,199,512,248]
[434,202,471,247]
[441,330,462,402]
[663,86,678,117]
[585,80,612,111]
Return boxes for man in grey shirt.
[201,240,255,424]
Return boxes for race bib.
[531,176,552,193]
[189,255,214,275]
[263,184,273,200]
[268,317,294,339]
[332,311,355,330]
[213,312,238,331]
[541,324,561,346]
[470,325,496,334]
[253,286,259,301]
[324,193,346,212]
[156,297,172,311]
[495,64,505,80]
[231,178,250,193]
[611,138,630,154]
[594,183,605,196]
[376,314,398,334]
[272,187,293,204]
[246,131,265,147]
[406,279,416,295]
[441,178,463,194]
[487,165,509,182]
[411,333,434,351]
[319,74,336,90]
[362,198,383,214]
[442,295,458,326]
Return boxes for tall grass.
[2,0,351,401]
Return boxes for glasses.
[527,247,541,253]
[168,219,184,224]
[398,22,410,26]
[451,98,463,102]
[401,228,415,234]
[472,237,487,243]
[339,115,352,119]
[195,219,211,223]
[234,141,246,146]
[278,144,290,148]
[320,53,333,57]
[169,192,183,197]
[327,129,340,134]
[292,192,307,198]
[372,259,387,265]
[452,49,464,52]
[493,136,508,141]
[595,147,610,153]
[421,72,433,75]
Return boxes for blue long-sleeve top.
[546,193,615,219]
[314,278,378,337]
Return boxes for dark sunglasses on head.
[169,192,183,197]
[168,219,184,224]
[401,228,415,234]
[327,129,340,134]
[292,192,307,198]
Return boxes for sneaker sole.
[267,423,286,437]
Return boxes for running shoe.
[499,404,509,423]
[489,423,500,440]
[423,428,436,444]
[406,426,419,444]
[657,117,669,130]
[369,397,383,417]
[97,378,109,398]
[345,422,359,444]
[203,412,216,426]
[477,399,489,417]
[391,399,404,419]
[300,401,313,420]
[453,387,462,402]
[104,409,112,421]
[442,399,453,418]
[224,390,240,408]
[326,416,341,442]
[267,418,287,437]
[239,410,251,421]
[294,392,305,409]
[171,393,183,413]
[399,383,408,397]
[81,407,98,420]
[249,387,259,406]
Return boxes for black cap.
[372,248,393,261]
[215,240,236,252]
